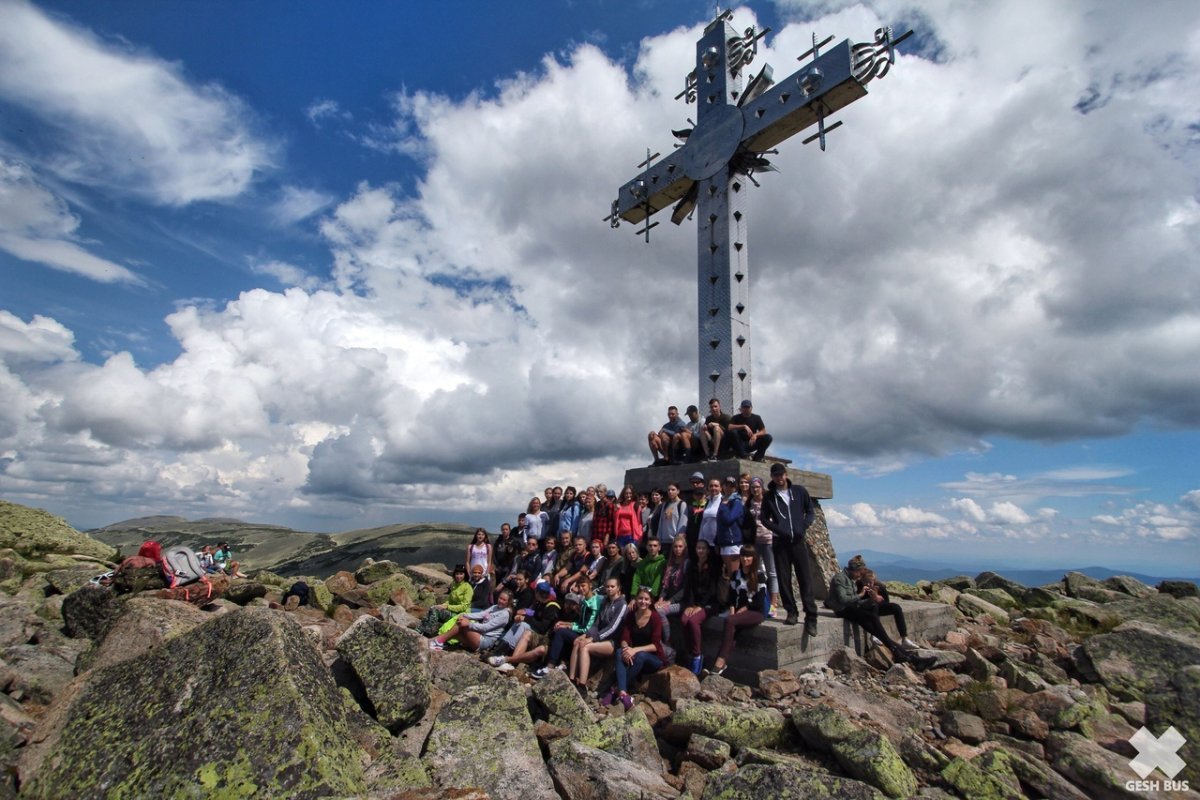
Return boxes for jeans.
[615,651,664,692]
[548,627,580,665]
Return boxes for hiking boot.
[599,688,617,707]
[690,655,703,676]
[783,612,799,626]
[804,617,819,637]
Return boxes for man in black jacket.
[760,462,819,635]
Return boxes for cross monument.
[608,9,911,412]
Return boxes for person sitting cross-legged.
[602,587,666,710]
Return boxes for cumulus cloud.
[1,2,1198,549]
[269,186,334,226]
[0,159,140,283]
[0,0,273,205]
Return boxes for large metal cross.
[608,9,910,412]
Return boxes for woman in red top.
[612,485,643,552]
[602,586,665,710]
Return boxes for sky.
[0,0,1197,577]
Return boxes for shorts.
[719,545,741,557]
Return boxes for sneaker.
[619,693,634,711]
[487,655,506,667]
[496,662,515,673]
[599,688,617,707]
[554,663,566,671]
[901,637,919,650]
[531,667,549,680]
[869,635,883,646]
[429,640,444,650]
[690,655,703,676]
[707,454,718,462]
[707,664,726,677]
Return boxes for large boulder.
[531,667,595,733]
[0,594,40,648]
[573,706,662,773]
[1078,620,1200,701]
[1105,594,1200,633]
[423,678,558,800]
[802,503,839,602]
[956,593,1010,624]
[42,566,104,596]
[1145,664,1200,784]
[18,606,368,799]
[700,763,885,800]
[0,501,113,562]
[547,738,678,800]
[59,586,122,641]
[355,559,402,584]
[792,704,916,798]
[335,615,431,733]
[666,699,788,751]
[77,595,208,673]
[1047,730,1175,800]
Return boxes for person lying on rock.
[480,581,561,669]
[563,577,627,693]
[419,564,471,636]
[429,589,514,652]
[829,554,916,663]
[704,544,769,677]
[679,538,723,676]
[602,586,667,710]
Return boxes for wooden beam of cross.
[606,12,912,412]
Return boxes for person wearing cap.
[727,399,773,462]
[702,398,732,461]
[684,471,708,554]
[529,576,601,678]
[761,462,820,634]
[419,563,472,636]
[679,404,708,462]
[828,555,915,662]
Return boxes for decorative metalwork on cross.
[606,9,912,412]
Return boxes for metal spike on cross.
[606,8,912,412]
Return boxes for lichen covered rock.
[548,738,678,800]
[78,595,208,673]
[1079,619,1200,701]
[667,699,788,751]
[700,763,884,799]
[335,615,431,733]
[531,666,594,733]
[423,678,557,800]
[18,606,368,799]
[573,705,662,772]
[0,501,114,563]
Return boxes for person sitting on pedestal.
[727,399,773,462]
[679,405,708,462]
[703,398,732,461]
[647,405,688,466]
[828,554,916,662]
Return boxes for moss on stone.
[830,729,917,799]
[0,501,113,562]
[362,572,417,607]
[941,757,1024,800]
[671,699,789,752]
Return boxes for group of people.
[647,398,773,465]
[415,460,922,706]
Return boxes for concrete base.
[670,599,957,685]
[624,458,833,500]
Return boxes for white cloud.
[0,158,140,283]
[269,186,334,226]
[989,501,1032,525]
[306,98,350,126]
[950,497,987,523]
[250,260,325,291]
[0,0,273,205]
[882,506,949,525]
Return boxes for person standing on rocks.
[828,554,915,662]
[761,463,819,635]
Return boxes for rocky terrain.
[2,498,1199,799]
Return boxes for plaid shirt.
[591,499,615,542]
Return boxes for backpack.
[162,545,212,597]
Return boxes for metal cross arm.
[609,148,693,225]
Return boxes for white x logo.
[1129,726,1187,780]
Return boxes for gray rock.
[1003,745,1090,799]
[42,566,104,596]
[60,586,121,641]
[830,729,918,798]
[975,571,1029,598]
[956,593,1010,623]
[1157,580,1198,599]
[1103,575,1154,598]
[355,559,402,584]
[941,710,988,744]
[1106,593,1200,633]
[1145,664,1200,784]
[18,607,368,799]
[379,604,420,629]
[684,733,731,770]
[532,667,595,733]
[666,699,788,751]
[700,764,885,800]
[223,581,268,605]
[429,649,504,695]
[940,757,1024,800]
[1047,730,1168,800]
[1063,571,1125,604]
[336,615,431,733]
[571,706,662,772]
[829,645,877,677]
[548,738,679,800]
[791,703,860,753]
[80,596,207,673]
[966,587,1020,611]
[940,576,976,591]
[1079,620,1200,701]
[424,678,557,800]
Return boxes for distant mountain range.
[852,548,1198,587]
[90,516,475,578]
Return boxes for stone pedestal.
[624,459,839,600]
[670,600,957,686]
